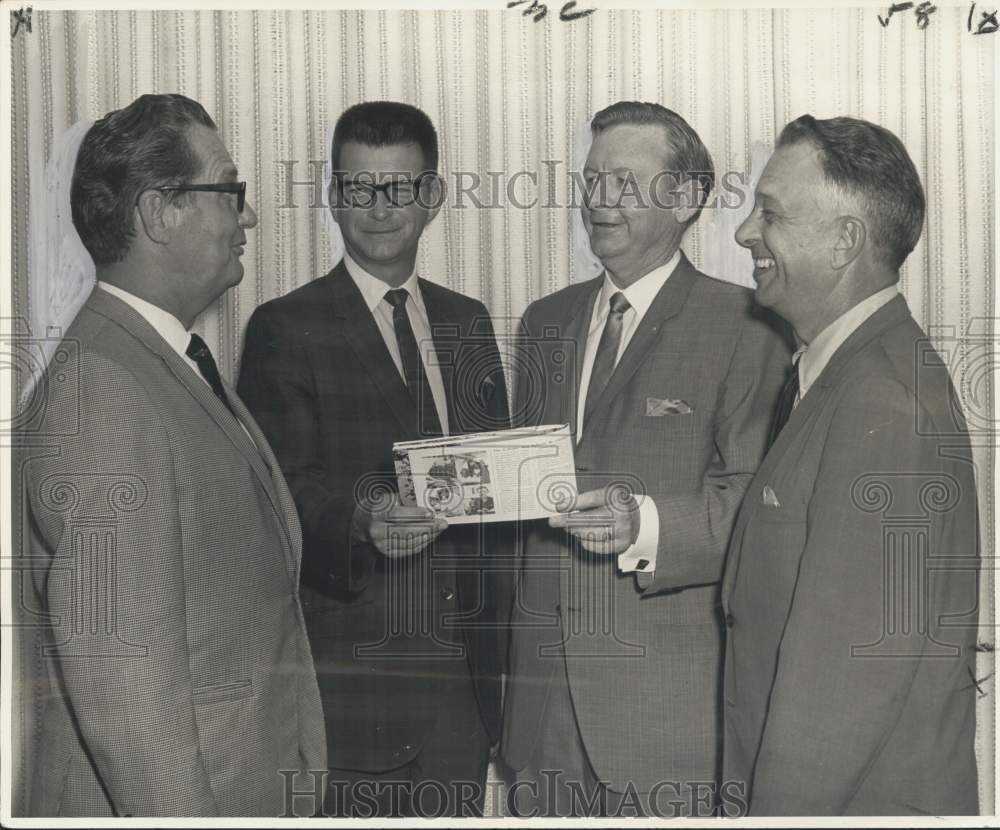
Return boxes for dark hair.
[331,101,438,173]
[777,115,925,270]
[71,93,215,265]
[590,101,714,224]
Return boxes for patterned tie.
[584,291,631,426]
[384,288,442,437]
[186,333,234,415]
[767,357,801,449]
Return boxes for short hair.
[777,114,925,270]
[71,93,216,265]
[590,101,714,224]
[331,101,439,172]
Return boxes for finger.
[365,491,402,520]
[566,489,607,511]
[383,530,433,555]
[386,506,436,520]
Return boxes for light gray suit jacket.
[20,288,326,816]
[502,253,789,801]
[721,295,979,815]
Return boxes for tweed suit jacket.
[22,287,326,817]
[721,295,979,816]
[237,262,511,773]
[502,252,789,799]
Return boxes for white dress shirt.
[578,250,682,575]
[343,254,451,436]
[97,281,255,444]
[98,281,205,380]
[794,284,900,405]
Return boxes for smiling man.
[501,101,788,817]
[23,93,325,816]
[721,115,980,815]
[238,101,510,817]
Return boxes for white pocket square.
[646,397,693,416]
[762,485,781,508]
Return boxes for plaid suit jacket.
[22,287,325,817]
[502,253,789,800]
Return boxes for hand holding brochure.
[393,424,577,524]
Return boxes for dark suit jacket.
[22,288,325,816]
[237,262,511,772]
[721,295,979,816]
[502,253,789,798]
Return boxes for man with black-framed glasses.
[238,101,510,817]
[21,93,326,817]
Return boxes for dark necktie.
[584,291,631,427]
[186,333,234,415]
[767,358,801,449]
[384,288,442,437]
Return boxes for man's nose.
[369,190,394,218]
[734,211,756,248]
[240,200,258,229]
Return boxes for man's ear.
[670,178,702,226]
[135,188,175,245]
[422,173,444,225]
[831,215,866,270]
[329,180,344,226]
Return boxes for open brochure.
[393,424,577,524]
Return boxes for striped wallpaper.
[10,6,996,814]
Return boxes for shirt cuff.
[617,495,659,574]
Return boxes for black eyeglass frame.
[332,171,441,209]
[156,181,247,213]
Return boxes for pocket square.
[646,397,693,416]
[761,485,781,508]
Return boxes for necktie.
[584,291,631,426]
[767,358,801,449]
[384,288,442,437]
[186,333,234,415]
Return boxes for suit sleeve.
[237,305,372,595]
[645,309,788,593]
[28,352,218,816]
[747,376,969,815]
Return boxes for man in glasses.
[238,101,510,817]
[21,94,326,816]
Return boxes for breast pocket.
[742,503,809,611]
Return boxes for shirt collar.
[798,284,899,397]
[96,280,191,358]
[599,249,682,321]
[343,253,421,313]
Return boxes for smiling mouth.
[753,256,775,271]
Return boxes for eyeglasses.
[334,173,439,209]
[157,181,247,212]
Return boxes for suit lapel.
[327,263,418,437]
[419,279,458,432]
[722,294,913,603]
[227,388,302,579]
[580,253,698,435]
[562,280,600,435]
[87,289,296,560]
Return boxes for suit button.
[440,587,454,601]
[725,613,735,628]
